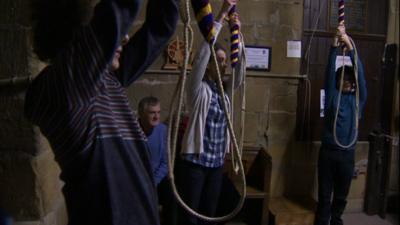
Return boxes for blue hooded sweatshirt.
[322,47,367,150]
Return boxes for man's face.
[141,103,161,129]
[111,35,130,71]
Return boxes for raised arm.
[348,49,367,116]
[187,22,223,102]
[116,0,179,86]
[338,26,367,116]
[26,0,142,115]
[340,29,367,115]
[324,42,339,109]
[24,0,142,163]
[187,0,236,103]
[90,0,142,63]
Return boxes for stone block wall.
[0,0,67,224]
[2,0,395,224]
[126,0,373,212]
[127,0,305,199]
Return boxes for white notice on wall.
[335,55,353,71]
[287,40,301,58]
[320,89,325,117]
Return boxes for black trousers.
[177,160,223,225]
[158,177,178,225]
[314,146,355,225]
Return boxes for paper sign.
[335,55,353,71]
[287,40,301,58]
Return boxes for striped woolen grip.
[338,0,345,25]
[229,6,239,68]
[191,0,216,43]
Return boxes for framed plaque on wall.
[244,45,272,71]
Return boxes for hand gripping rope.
[166,0,247,222]
[333,0,360,148]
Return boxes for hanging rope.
[166,0,247,222]
[227,6,245,173]
[333,38,359,148]
[332,0,360,148]
[233,34,247,173]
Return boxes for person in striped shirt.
[178,0,245,224]
[25,0,178,224]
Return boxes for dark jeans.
[177,160,223,225]
[314,146,355,225]
[158,177,178,225]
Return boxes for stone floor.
[225,212,399,225]
[342,213,398,225]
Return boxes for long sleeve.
[348,49,367,117]
[187,22,223,103]
[116,0,179,86]
[324,46,339,111]
[24,0,143,164]
[26,0,141,119]
[148,124,168,185]
[154,146,168,185]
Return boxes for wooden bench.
[223,145,272,225]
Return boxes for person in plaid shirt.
[178,0,245,224]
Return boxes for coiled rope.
[332,0,360,148]
[228,5,245,172]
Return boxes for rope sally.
[338,0,345,25]
[192,0,217,43]
[333,0,360,148]
[229,6,240,68]
[166,0,246,222]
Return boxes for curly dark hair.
[31,0,91,62]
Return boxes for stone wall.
[1,0,397,224]
[127,0,305,199]
[127,0,374,212]
[0,0,66,224]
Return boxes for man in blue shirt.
[138,96,168,185]
[138,96,176,225]
[314,25,367,225]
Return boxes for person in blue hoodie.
[138,96,177,225]
[24,0,178,224]
[314,25,367,225]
